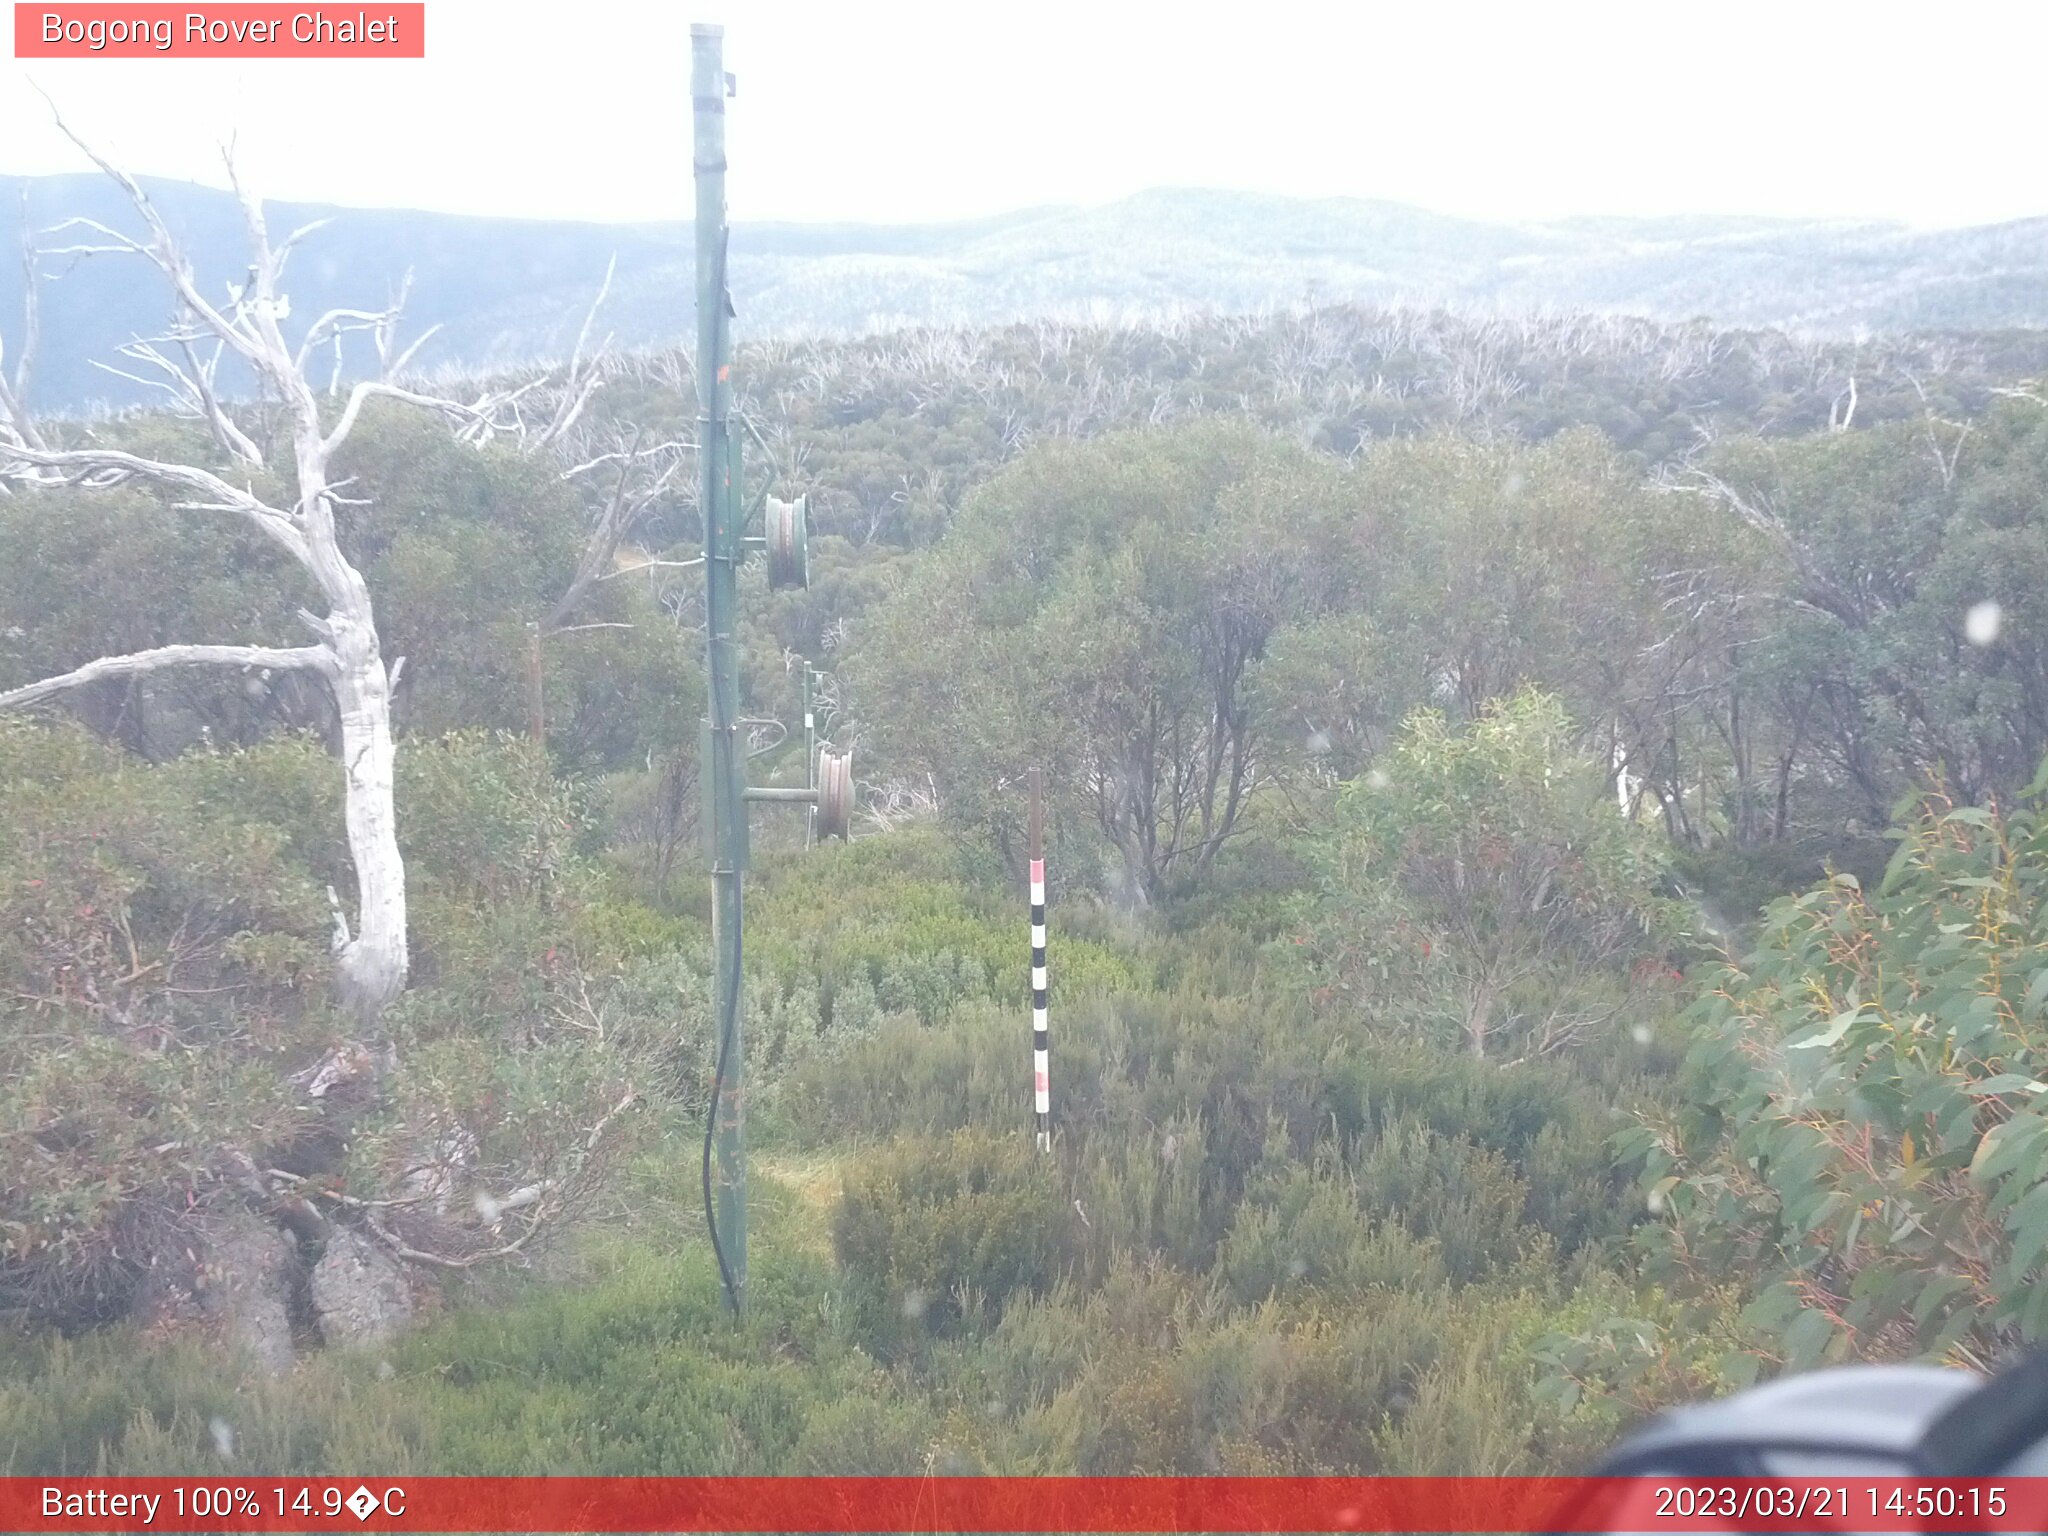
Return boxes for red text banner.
[14,5,425,58]
[7,1476,2048,1532]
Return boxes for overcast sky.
[4,0,2043,229]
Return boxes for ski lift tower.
[692,22,852,1318]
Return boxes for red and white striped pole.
[1028,766,1050,1151]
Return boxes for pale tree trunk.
[1464,980,1495,1060]
[330,608,407,1019]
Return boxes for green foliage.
[0,1230,927,1475]
[336,406,699,772]
[385,732,589,1039]
[834,1130,1075,1358]
[1217,1163,1451,1303]
[738,829,1137,1130]
[856,422,1362,903]
[1349,431,1676,727]
[972,1253,1621,1475]
[1530,1279,1756,1436]
[1692,399,2048,832]
[400,732,582,902]
[0,404,700,774]
[1628,775,2048,1368]
[711,311,2048,561]
[0,720,335,1321]
[1293,690,1677,1060]
[1350,1119,1537,1285]
[0,458,312,759]
[748,829,1133,1023]
[0,752,1695,1480]
[0,722,676,1325]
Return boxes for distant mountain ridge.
[3,176,2045,411]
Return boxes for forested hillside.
[9,174,2048,411]
[9,233,2048,1474]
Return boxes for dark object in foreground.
[1594,1351,2048,1476]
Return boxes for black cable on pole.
[695,177,743,1317]
[702,885,742,1313]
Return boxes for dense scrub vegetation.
[7,297,2048,1473]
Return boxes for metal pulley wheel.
[765,494,809,591]
[815,746,853,840]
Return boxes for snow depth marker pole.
[1029,766,1050,1151]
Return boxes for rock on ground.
[310,1224,413,1347]
[200,1211,300,1374]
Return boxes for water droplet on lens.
[1967,600,2002,647]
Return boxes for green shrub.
[1289,690,1677,1061]
[399,732,582,906]
[1352,1119,1535,1285]
[1628,778,2048,1368]
[1217,1165,1450,1304]
[747,828,1137,1027]
[833,1130,1076,1358]
[778,1003,1023,1147]
[0,721,336,1322]
[788,1396,945,1474]
[0,720,679,1326]
[1322,1044,1640,1256]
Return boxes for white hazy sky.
[4,0,2044,229]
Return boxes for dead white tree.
[1829,374,1859,433]
[0,129,521,1024]
[0,189,48,460]
[550,425,693,628]
[1905,372,1971,488]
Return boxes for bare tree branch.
[561,439,689,480]
[532,255,615,449]
[383,321,442,382]
[546,426,650,632]
[292,306,392,373]
[323,379,506,455]
[0,642,332,710]
[0,441,309,557]
[36,110,269,377]
[599,556,703,581]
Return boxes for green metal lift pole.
[693,21,747,1315]
[803,668,816,850]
